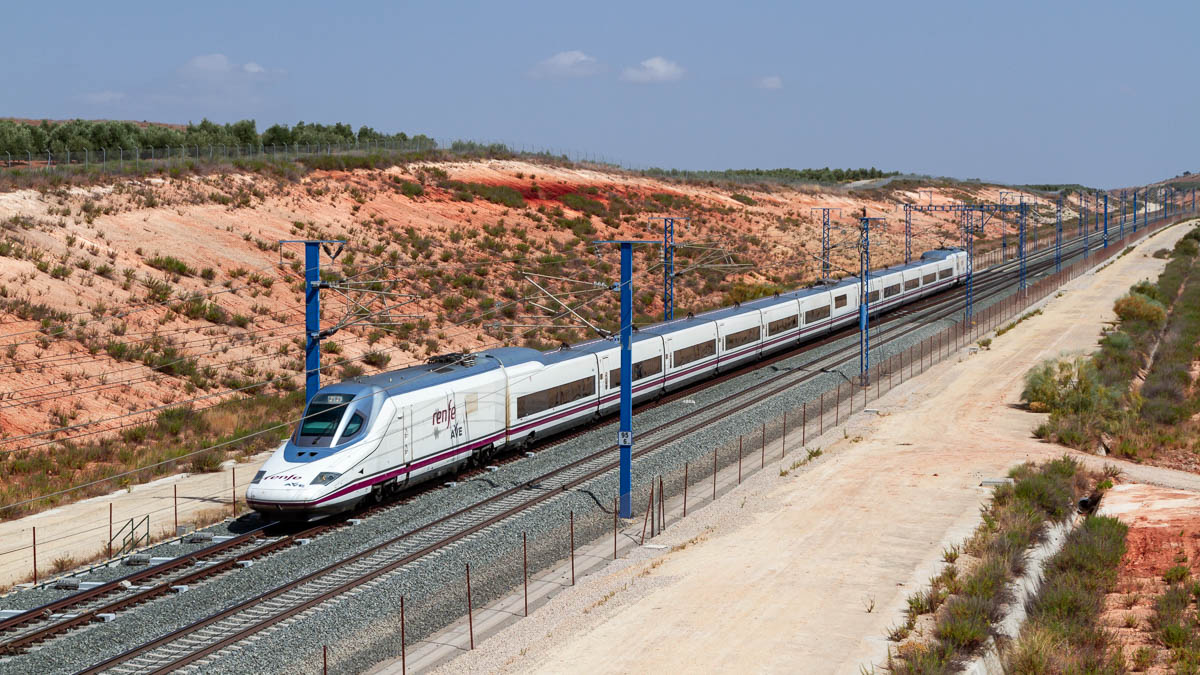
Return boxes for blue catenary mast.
[305,242,321,403]
[596,238,655,519]
[1018,202,1027,290]
[1055,196,1063,273]
[662,218,674,321]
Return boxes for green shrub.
[1113,291,1166,326]
[731,193,756,206]
[147,255,195,277]
[936,595,991,649]
[1164,565,1190,584]
[560,193,606,217]
[362,351,390,368]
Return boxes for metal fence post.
[523,532,528,616]
[683,463,688,517]
[400,596,406,674]
[640,483,654,545]
[109,503,113,558]
[782,411,788,457]
[570,511,575,586]
[466,563,474,650]
[613,497,617,559]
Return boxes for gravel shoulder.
[427,222,1199,674]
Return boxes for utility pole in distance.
[809,207,843,282]
[595,239,656,518]
[650,217,688,322]
[998,191,1015,261]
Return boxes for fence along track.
[75,217,1186,674]
[73,226,1098,674]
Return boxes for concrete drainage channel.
[962,518,1077,675]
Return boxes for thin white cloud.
[141,54,284,115]
[755,75,783,90]
[177,54,281,82]
[80,90,126,105]
[530,50,602,78]
[621,57,684,84]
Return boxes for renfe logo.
[264,474,303,481]
[431,399,457,428]
[432,397,463,440]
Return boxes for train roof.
[559,331,661,356]
[322,247,967,394]
[334,346,544,396]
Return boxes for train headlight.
[310,472,342,486]
[251,471,265,484]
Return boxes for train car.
[589,333,668,414]
[741,293,803,356]
[711,304,766,370]
[826,277,861,330]
[506,347,599,447]
[640,318,719,390]
[797,286,834,338]
[249,247,968,519]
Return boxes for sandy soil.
[1098,483,1200,672]
[430,222,1199,674]
[0,452,268,590]
[0,161,1075,442]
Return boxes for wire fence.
[1,207,1192,673]
[342,206,1193,673]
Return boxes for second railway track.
[68,226,1119,674]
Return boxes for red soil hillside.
[0,158,1080,449]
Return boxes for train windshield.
[296,394,359,446]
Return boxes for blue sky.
[1,0,1195,187]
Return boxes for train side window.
[724,326,761,350]
[884,283,901,298]
[804,305,830,323]
[868,290,880,303]
[342,413,365,439]
[768,314,798,335]
[517,376,595,419]
[673,340,716,367]
[834,294,847,308]
[939,268,952,279]
[609,356,663,389]
[923,272,937,284]
[904,278,920,291]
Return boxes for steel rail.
[73,228,1101,674]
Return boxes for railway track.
[69,223,1123,674]
[0,524,348,656]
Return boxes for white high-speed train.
[246,248,967,518]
